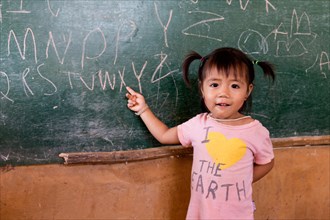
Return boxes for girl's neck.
[207,113,253,126]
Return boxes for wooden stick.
[59,135,330,165]
[59,145,193,165]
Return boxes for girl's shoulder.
[178,113,209,130]
[184,112,209,124]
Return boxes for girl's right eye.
[210,83,219,88]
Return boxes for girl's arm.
[253,159,274,183]
[126,87,180,145]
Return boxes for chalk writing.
[0,1,327,106]
[37,63,57,96]
[265,0,276,13]
[0,71,13,103]
[8,28,38,63]
[0,52,172,99]
[80,74,95,91]
[320,52,330,76]
[81,28,107,70]
[6,0,30,14]
[0,153,10,161]
[238,9,318,58]
[238,29,268,55]
[275,9,316,57]
[226,0,276,12]
[306,52,330,78]
[0,3,3,23]
[46,0,60,17]
[233,0,249,11]
[132,61,147,94]
[182,10,224,42]
[290,9,312,37]
[46,31,72,65]
[154,2,173,48]
[63,69,122,92]
[118,67,127,92]
[1,3,326,106]
[99,70,116,91]
[151,52,179,83]
[21,67,34,97]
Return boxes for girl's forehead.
[205,65,247,80]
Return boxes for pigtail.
[182,51,203,86]
[254,60,276,82]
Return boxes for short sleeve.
[253,128,274,165]
[177,114,206,147]
[177,121,192,147]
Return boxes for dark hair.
[182,47,275,113]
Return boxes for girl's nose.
[218,86,229,98]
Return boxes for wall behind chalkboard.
[0,0,329,165]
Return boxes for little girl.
[126,47,275,220]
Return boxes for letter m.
[7,28,38,63]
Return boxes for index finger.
[126,86,137,95]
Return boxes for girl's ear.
[199,80,205,98]
[247,84,254,98]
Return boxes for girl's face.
[201,66,253,119]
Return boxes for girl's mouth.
[217,103,230,106]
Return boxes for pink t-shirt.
[177,113,274,220]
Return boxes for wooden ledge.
[59,135,330,165]
[271,135,330,148]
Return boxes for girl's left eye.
[231,84,240,89]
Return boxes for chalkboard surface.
[0,0,329,165]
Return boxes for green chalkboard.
[0,0,329,165]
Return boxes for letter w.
[99,70,115,90]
